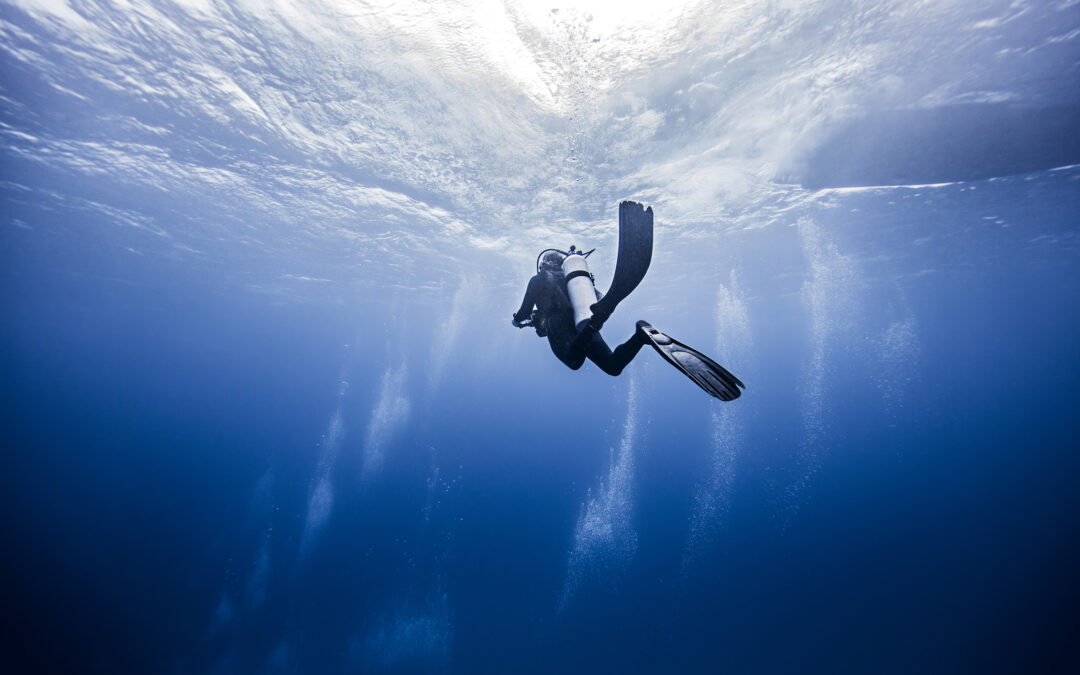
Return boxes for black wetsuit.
[513,269,644,375]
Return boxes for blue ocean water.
[2,1,1079,673]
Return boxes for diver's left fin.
[589,201,653,329]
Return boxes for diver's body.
[512,259,645,375]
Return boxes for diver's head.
[540,251,565,270]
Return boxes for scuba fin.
[637,321,745,401]
[588,201,654,330]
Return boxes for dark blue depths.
[3,167,1080,675]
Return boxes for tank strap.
[565,269,592,283]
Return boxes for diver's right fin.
[637,321,745,401]
[588,201,653,329]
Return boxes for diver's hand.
[512,316,524,328]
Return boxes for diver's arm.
[512,275,541,324]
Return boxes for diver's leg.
[611,330,647,370]
[568,320,597,355]
[550,330,586,370]
[585,330,645,376]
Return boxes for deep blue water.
[6,168,1079,673]
[3,1,1080,674]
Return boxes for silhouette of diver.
[511,201,745,401]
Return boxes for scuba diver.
[512,201,745,401]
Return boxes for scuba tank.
[561,247,596,330]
